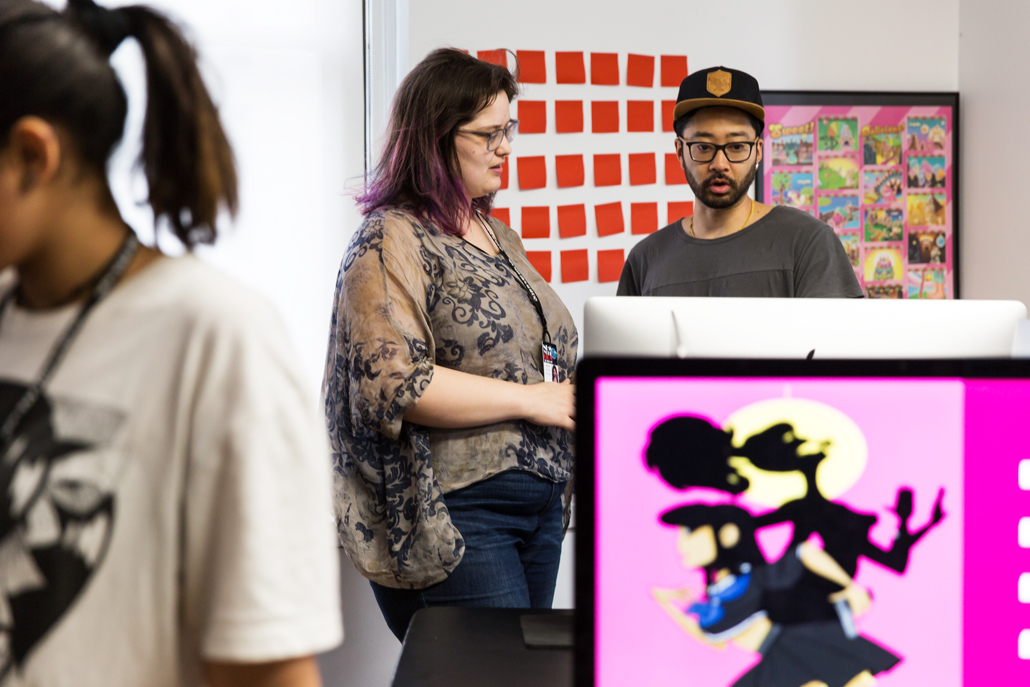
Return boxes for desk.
[391,608,573,687]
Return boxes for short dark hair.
[674,107,764,139]
[357,48,520,236]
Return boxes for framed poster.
[755,92,959,299]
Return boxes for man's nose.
[708,148,732,169]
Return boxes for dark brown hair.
[0,0,237,248]
[357,48,519,236]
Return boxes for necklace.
[689,197,755,238]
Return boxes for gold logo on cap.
[707,70,732,97]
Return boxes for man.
[618,66,862,298]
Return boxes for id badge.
[542,342,560,383]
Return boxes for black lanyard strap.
[479,214,550,343]
[0,232,140,450]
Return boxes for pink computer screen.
[593,376,1030,686]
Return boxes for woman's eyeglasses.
[459,120,519,152]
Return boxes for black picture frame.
[754,91,960,298]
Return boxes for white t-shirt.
[0,256,343,686]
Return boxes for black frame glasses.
[678,138,759,163]
[459,120,519,151]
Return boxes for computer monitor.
[575,357,1030,686]
[582,297,1028,358]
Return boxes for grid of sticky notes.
[479,49,693,284]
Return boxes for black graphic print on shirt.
[0,381,123,683]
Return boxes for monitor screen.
[576,359,1030,686]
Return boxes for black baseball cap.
[672,66,765,124]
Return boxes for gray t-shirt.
[617,205,863,298]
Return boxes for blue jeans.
[370,469,566,641]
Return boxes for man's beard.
[686,163,758,210]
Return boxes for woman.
[0,1,341,685]
[652,504,900,687]
[324,48,577,640]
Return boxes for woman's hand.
[520,380,575,431]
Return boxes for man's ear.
[674,137,688,170]
[755,138,763,168]
[9,117,62,194]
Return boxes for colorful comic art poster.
[768,122,814,166]
[761,101,955,298]
[909,230,947,264]
[864,207,905,242]
[907,268,947,299]
[771,171,814,207]
[907,117,947,153]
[818,116,858,153]
[908,193,946,226]
[818,194,860,230]
[838,231,860,267]
[862,125,903,166]
[819,156,859,190]
[867,284,904,298]
[863,169,904,205]
[864,245,904,282]
[907,156,947,189]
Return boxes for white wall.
[958,0,1030,306]
[402,0,960,345]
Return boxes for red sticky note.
[597,249,625,283]
[631,202,659,235]
[594,202,625,237]
[517,156,546,190]
[593,154,622,187]
[628,153,656,186]
[561,249,589,283]
[555,51,586,84]
[590,52,619,85]
[660,55,689,87]
[516,50,546,83]
[518,101,546,134]
[521,206,550,239]
[591,101,619,133]
[627,54,655,87]
[664,153,687,185]
[499,157,509,190]
[627,101,655,132]
[526,250,552,282]
[662,100,677,132]
[477,49,507,68]
[555,154,585,188]
[557,204,587,238]
[555,101,584,133]
[490,207,511,226]
[668,201,694,224]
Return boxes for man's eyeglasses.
[458,120,519,152]
[678,138,758,163]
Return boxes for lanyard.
[0,232,140,451]
[478,214,551,344]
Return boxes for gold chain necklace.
[689,197,755,238]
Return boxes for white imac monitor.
[582,297,1028,358]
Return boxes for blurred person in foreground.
[0,1,342,684]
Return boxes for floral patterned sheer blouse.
[323,207,577,588]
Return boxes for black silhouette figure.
[646,416,946,624]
